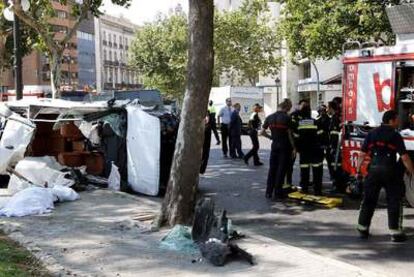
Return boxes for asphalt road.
[199,135,414,277]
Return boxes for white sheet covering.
[126,106,161,196]
[0,115,36,174]
[0,186,79,217]
[7,157,75,195]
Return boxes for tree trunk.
[158,0,214,227]
[49,51,62,99]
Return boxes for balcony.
[104,60,114,66]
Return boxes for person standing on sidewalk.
[218,98,233,158]
[356,110,414,242]
[244,103,264,166]
[328,101,346,192]
[208,100,221,145]
[317,104,333,179]
[286,100,308,187]
[294,105,324,195]
[200,110,212,174]
[261,99,296,200]
[229,103,244,159]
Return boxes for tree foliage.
[215,0,281,86]
[10,0,131,97]
[130,0,281,98]
[130,13,188,99]
[279,0,401,61]
[0,2,36,84]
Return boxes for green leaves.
[279,0,400,61]
[130,0,282,98]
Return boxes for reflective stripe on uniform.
[300,164,310,168]
[357,224,369,231]
[311,163,323,168]
[298,125,317,130]
[317,130,324,135]
[330,131,340,135]
[293,133,299,138]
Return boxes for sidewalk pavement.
[0,188,383,277]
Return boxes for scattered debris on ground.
[192,198,254,266]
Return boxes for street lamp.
[2,0,30,100]
[275,77,281,108]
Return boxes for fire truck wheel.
[404,173,414,208]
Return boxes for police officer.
[328,101,345,192]
[356,110,414,242]
[261,99,295,200]
[294,105,324,195]
[244,103,264,166]
[286,100,308,186]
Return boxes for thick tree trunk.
[49,51,62,99]
[159,0,214,227]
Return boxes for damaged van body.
[0,98,178,196]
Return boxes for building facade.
[94,15,141,92]
[2,1,85,94]
[77,18,96,90]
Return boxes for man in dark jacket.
[229,103,244,159]
[200,110,212,174]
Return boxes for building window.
[103,50,107,61]
[53,25,68,34]
[114,52,117,62]
[57,10,67,19]
[303,61,311,79]
[109,51,112,61]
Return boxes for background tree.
[10,0,131,98]
[130,0,281,98]
[279,0,401,61]
[158,0,214,226]
[0,2,36,89]
[215,0,281,86]
[130,13,188,99]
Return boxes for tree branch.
[11,0,57,52]
[61,1,91,50]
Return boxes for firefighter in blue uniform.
[356,110,414,242]
[286,100,308,186]
[294,105,324,195]
[261,99,296,200]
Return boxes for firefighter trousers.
[300,149,324,195]
[266,143,291,198]
[329,147,347,192]
[358,169,405,233]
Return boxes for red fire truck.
[341,5,414,206]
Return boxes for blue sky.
[102,0,188,25]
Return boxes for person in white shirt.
[218,98,233,158]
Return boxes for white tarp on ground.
[7,157,75,195]
[126,106,161,196]
[0,186,79,217]
[0,115,36,174]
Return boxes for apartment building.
[94,15,141,92]
[2,1,87,94]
